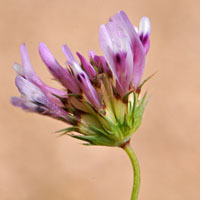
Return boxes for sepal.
[132,92,149,132]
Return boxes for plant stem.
[122,141,141,200]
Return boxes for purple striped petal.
[77,73,101,109]
[15,75,44,102]
[99,11,147,91]
[62,45,101,109]
[99,24,119,80]
[113,11,146,88]
[62,44,79,67]
[20,44,69,105]
[88,50,109,73]
[139,16,151,55]
[39,42,80,94]
[11,96,40,112]
[15,76,69,119]
[99,22,133,96]
[94,55,110,73]
[76,52,96,80]
[88,50,96,61]
[20,44,44,87]
[44,85,67,98]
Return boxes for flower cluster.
[11,11,151,147]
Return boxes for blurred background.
[0,0,200,199]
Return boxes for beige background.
[1,0,200,199]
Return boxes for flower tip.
[62,44,78,68]
[76,51,81,59]
[38,42,47,51]
[88,50,96,59]
[139,16,151,35]
[15,75,22,86]
[62,44,73,61]
[62,44,70,56]
[10,96,19,106]
[20,43,26,48]
[76,52,86,63]
[118,10,129,19]
[13,62,24,76]
[38,42,50,55]
[118,10,126,15]
[38,42,56,67]
[20,43,28,55]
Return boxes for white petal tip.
[13,63,24,76]
[139,16,151,35]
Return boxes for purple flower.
[39,42,80,94]
[99,11,150,96]
[62,44,101,110]
[11,11,151,146]
[11,44,70,121]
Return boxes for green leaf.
[71,134,116,146]
[133,92,149,132]
[137,72,157,92]
[56,126,79,137]
[56,126,79,133]
[88,124,110,137]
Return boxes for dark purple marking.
[36,106,46,113]
[140,34,148,45]
[115,53,121,64]
[77,73,86,83]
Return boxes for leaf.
[133,92,149,132]
[56,126,79,133]
[137,71,157,92]
[71,134,116,146]
[56,126,79,137]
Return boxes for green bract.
[57,73,148,146]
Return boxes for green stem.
[122,142,141,200]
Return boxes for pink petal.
[11,96,39,112]
[77,73,101,110]
[62,44,78,67]
[76,52,96,80]
[39,42,80,94]
[15,76,69,119]
[139,16,151,55]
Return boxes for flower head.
[11,11,151,147]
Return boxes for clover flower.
[11,11,151,200]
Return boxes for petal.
[94,55,110,73]
[99,20,134,96]
[88,50,109,73]
[20,44,43,87]
[44,85,67,98]
[99,24,119,80]
[77,73,101,109]
[62,44,78,66]
[88,50,96,61]
[15,75,45,102]
[39,42,80,94]
[11,96,39,112]
[62,44,84,75]
[13,63,24,76]
[62,45,101,109]
[76,52,96,80]
[109,11,146,88]
[139,16,151,54]
[20,43,69,105]
[15,76,68,118]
